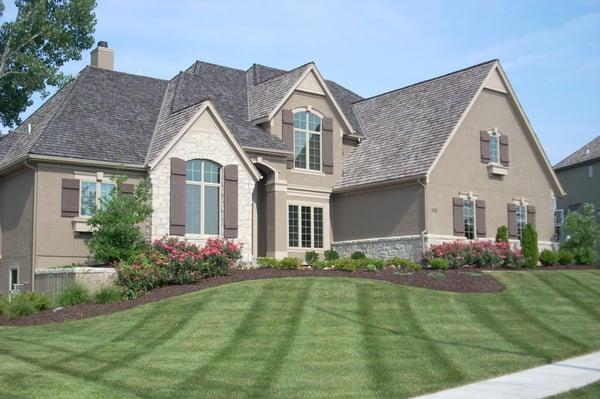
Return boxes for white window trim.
[78,179,116,219]
[487,128,502,165]
[287,201,327,250]
[8,265,18,293]
[184,160,222,237]
[292,110,323,173]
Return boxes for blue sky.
[4,0,600,164]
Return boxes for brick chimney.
[90,41,114,70]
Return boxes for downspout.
[24,159,37,292]
[418,177,428,256]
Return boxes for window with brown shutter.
[61,178,80,217]
[507,203,518,239]
[223,164,238,238]
[322,117,334,174]
[282,110,294,169]
[527,205,536,229]
[480,131,491,163]
[170,158,186,236]
[453,197,464,235]
[476,200,486,237]
[500,135,509,166]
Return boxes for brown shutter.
[282,110,294,169]
[119,183,134,196]
[170,158,186,236]
[500,135,509,166]
[453,197,464,235]
[476,200,486,237]
[527,205,536,229]
[322,117,334,174]
[507,203,518,239]
[480,131,490,163]
[223,164,238,238]
[61,178,80,218]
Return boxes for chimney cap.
[97,40,108,48]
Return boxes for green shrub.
[355,258,384,269]
[305,251,319,265]
[256,257,279,268]
[311,260,329,269]
[200,254,231,278]
[563,203,600,250]
[324,249,339,261]
[94,285,123,304]
[279,257,301,270]
[365,264,378,272]
[385,257,421,271]
[557,249,575,265]
[496,225,509,243]
[351,251,366,260]
[116,256,165,299]
[539,249,558,266]
[331,258,359,272]
[573,247,599,265]
[58,283,91,307]
[521,224,539,268]
[429,258,451,270]
[0,296,7,315]
[87,176,153,263]
[5,292,52,320]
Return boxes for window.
[288,204,324,249]
[293,111,321,171]
[587,165,594,179]
[489,134,500,164]
[80,180,116,217]
[554,209,564,241]
[9,268,17,291]
[185,160,221,235]
[463,199,475,239]
[516,205,527,240]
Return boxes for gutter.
[28,154,147,171]
[333,174,426,195]
[417,176,428,256]
[243,146,292,157]
[23,160,37,292]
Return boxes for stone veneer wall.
[149,110,255,261]
[35,267,116,300]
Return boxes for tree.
[495,225,509,243]
[0,0,96,127]
[520,224,539,268]
[87,176,153,264]
[563,203,600,265]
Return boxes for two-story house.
[0,42,564,294]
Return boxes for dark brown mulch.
[0,268,506,327]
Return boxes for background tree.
[563,203,600,265]
[0,0,96,127]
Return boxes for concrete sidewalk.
[415,351,600,399]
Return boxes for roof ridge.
[251,62,314,86]
[555,134,600,168]
[87,64,168,82]
[353,59,498,105]
[190,60,246,73]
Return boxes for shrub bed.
[423,240,524,269]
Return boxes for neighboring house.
[554,135,600,238]
[0,42,564,294]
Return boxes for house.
[554,136,600,227]
[0,42,564,294]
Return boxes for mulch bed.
[2,265,598,327]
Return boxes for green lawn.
[0,270,599,398]
[551,381,600,398]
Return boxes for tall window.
[463,199,475,239]
[288,204,324,249]
[9,268,18,291]
[294,111,321,171]
[80,180,115,216]
[186,160,221,235]
[587,165,594,179]
[489,134,500,164]
[516,205,527,240]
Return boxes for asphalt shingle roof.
[335,60,496,189]
[554,135,600,170]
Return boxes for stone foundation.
[332,235,424,260]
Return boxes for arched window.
[185,159,221,235]
[293,111,321,171]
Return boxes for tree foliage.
[0,0,96,126]
[563,203,600,265]
[87,176,153,264]
[495,225,509,243]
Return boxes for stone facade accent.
[332,235,424,260]
[35,267,116,300]
[149,110,255,261]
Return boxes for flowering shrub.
[423,240,523,269]
[116,237,242,297]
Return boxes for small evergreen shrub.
[324,249,339,261]
[0,295,7,315]
[6,292,52,319]
[58,283,91,307]
[279,257,301,270]
[365,264,378,272]
[94,285,123,304]
[573,247,599,265]
[385,257,421,271]
[428,258,450,270]
[350,251,366,260]
[539,249,558,266]
[304,251,319,265]
[496,225,509,243]
[311,260,329,269]
[521,224,539,268]
[557,249,575,265]
[331,258,359,272]
[256,257,279,268]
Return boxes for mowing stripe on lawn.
[559,272,600,297]
[533,273,600,322]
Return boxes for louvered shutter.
[480,131,490,163]
[223,165,238,238]
[282,110,294,169]
[453,198,464,235]
[507,204,518,239]
[322,117,334,174]
[61,179,80,217]
[500,135,509,166]
[476,200,486,237]
[170,158,186,236]
[527,205,536,229]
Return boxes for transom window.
[288,204,323,249]
[293,111,321,171]
[80,180,115,217]
[463,199,475,240]
[516,205,527,240]
[186,160,221,235]
[489,134,500,164]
